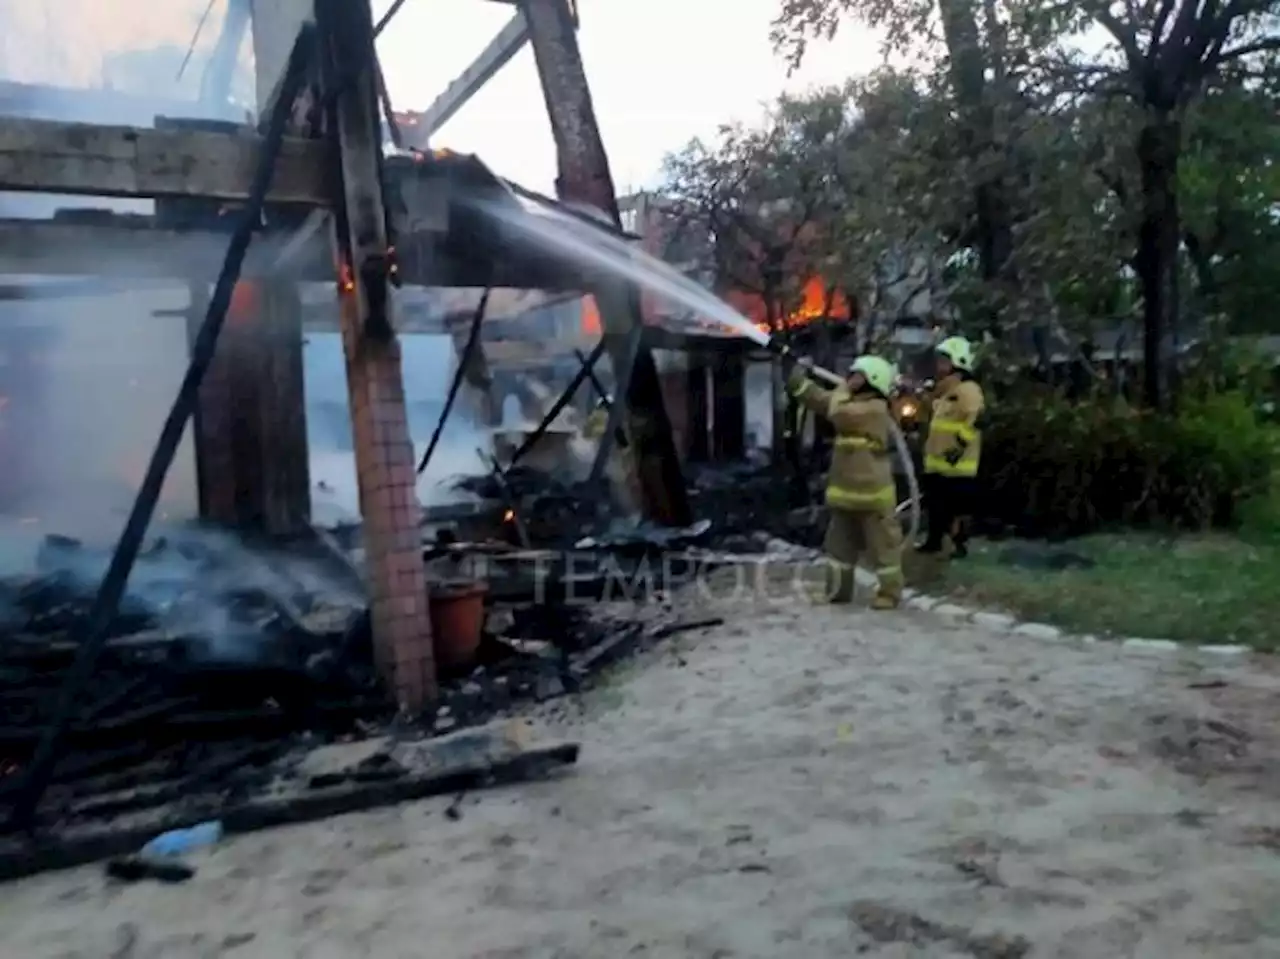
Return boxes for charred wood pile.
[444,458,822,551]
[0,518,740,882]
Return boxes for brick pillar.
[337,292,434,709]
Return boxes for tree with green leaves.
[774,0,1280,407]
[661,90,853,334]
[661,91,860,460]
[1179,82,1280,334]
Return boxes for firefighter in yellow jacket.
[787,354,904,610]
[919,335,984,557]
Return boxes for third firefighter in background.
[920,335,984,557]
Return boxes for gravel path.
[6,590,1280,958]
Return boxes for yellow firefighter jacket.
[583,408,609,440]
[788,370,896,513]
[923,373,984,477]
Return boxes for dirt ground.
[6,586,1280,958]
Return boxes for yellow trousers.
[821,508,904,603]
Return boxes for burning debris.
[0,528,570,875]
[0,506,766,881]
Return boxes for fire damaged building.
[0,0,754,868]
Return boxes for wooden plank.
[404,12,530,145]
[0,117,330,205]
[686,353,710,463]
[0,215,582,289]
[711,352,746,461]
[0,217,331,280]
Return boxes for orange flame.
[503,509,515,522]
[745,277,851,335]
[581,296,602,335]
[337,261,355,294]
[580,278,849,338]
[229,281,260,326]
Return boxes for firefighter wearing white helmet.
[920,335,985,557]
[785,353,905,610]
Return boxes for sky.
[374,0,881,194]
[0,0,879,194]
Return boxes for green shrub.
[978,389,1275,536]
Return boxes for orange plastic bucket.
[429,581,488,672]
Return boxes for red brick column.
[338,293,435,710]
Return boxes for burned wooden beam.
[523,0,691,526]
[0,215,582,292]
[0,116,330,205]
[0,737,579,882]
[0,145,595,292]
[712,353,746,461]
[0,215,328,280]
[406,12,530,143]
[234,2,314,539]
[686,353,710,464]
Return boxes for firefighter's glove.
[786,367,811,396]
[943,446,965,467]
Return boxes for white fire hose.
[797,361,923,546]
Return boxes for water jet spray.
[453,181,921,542]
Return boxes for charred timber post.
[685,355,710,464]
[711,353,746,462]
[520,0,691,527]
[184,281,237,525]
[316,0,436,709]
[170,0,313,538]
[247,0,312,536]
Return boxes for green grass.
[935,531,1280,651]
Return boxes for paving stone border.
[849,568,1254,657]
[753,538,1252,657]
